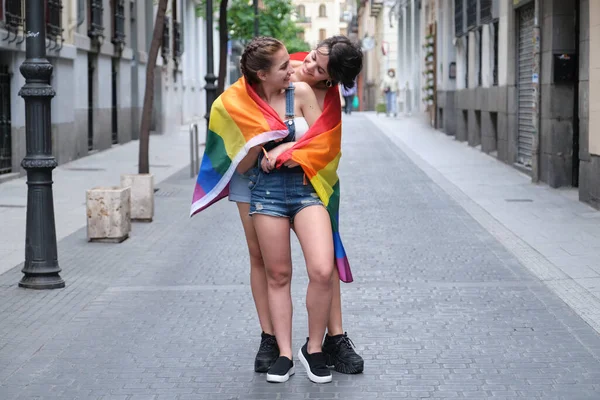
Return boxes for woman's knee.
[265,265,292,288]
[247,241,264,268]
[308,263,334,287]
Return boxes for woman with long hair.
[229,36,364,377]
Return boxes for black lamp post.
[18,0,64,289]
[204,0,217,127]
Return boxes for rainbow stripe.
[190,77,289,214]
[275,82,352,283]
[191,56,352,283]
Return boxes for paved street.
[0,125,204,277]
[1,113,600,399]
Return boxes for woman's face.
[261,47,295,89]
[301,48,330,84]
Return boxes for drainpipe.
[403,5,408,113]
[531,0,541,182]
[411,0,416,113]
[397,4,402,78]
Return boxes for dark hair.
[240,36,285,84]
[316,36,363,89]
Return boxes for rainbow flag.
[191,54,352,283]
[189,77,289,214]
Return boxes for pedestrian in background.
[341,81,357,115]
[380,68,399,117]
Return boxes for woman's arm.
[294,82,322,127]
[260,142,296,172]
[236,146,261,174]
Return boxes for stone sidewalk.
[0,124,206,276]
[364,113,600,335]
[1,114,600,399]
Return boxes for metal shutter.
[517,4,535,168]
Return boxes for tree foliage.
[198,0,310,54]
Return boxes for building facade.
[580,0,600,208]
[0,0,208,181]
[357,0,380,111]
[357,0,397,112]
[428,0,600,210]
[293,0,354,48]
[395,0,423,115]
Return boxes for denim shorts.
[228,171,253,203]
[249,168,323,222]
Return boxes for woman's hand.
[283,160,299,168]
[260,143,295,173]
[260,155,273,173]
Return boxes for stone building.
[0,0,209,181]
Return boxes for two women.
[191,36,363,384]
[231,37,365,379]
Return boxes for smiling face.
[300,48,331,85]
[258,47,295,90]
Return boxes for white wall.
[456,37,467,90]
[74,51,88,112]
[589,0,600,155]
[437,0,457,91]
[481,23,493,88]
[118,58,132,109]
[97,56,112,109]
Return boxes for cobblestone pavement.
[1,114,600,399]
[0,124,202,276]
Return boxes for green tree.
[227,0,309,53]
[198,0,310,93]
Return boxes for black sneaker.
[266,356,295,383]
[255,332,279,373]
[298,339,332,384]
[322,332,364,374]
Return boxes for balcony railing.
[466,0,477,30]
[297,16,311,23]
[480,0,492,24]
[112,0,126,48]
[173,20,183,59]
[454,0,464,37]
[370,0,383,17]
[161,16,170,63]
[4,0,23,35]
[46,0,63,48]
[88,0,105,40]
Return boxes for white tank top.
[294,117,309,140]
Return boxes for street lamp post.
[204,0,217,128]
[18,0,65,289]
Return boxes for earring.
[326,80,333,87]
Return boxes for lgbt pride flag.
[190,53,352,283]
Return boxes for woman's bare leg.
[252,214,293,359]
[236,202,273,334]
[327,268,344,336]
[293,205,334,354]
